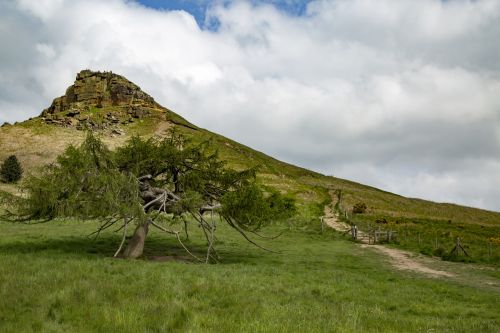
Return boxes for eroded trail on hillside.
[323,195,454,278]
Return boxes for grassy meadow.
[0,219,499,332]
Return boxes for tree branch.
[149,221,203,262]
[224,216,280,253]
[114,217,129,258]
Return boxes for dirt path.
[323,200,454,278]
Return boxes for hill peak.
[41,69,159,116]
[38,70,169,130]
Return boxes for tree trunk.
[123,220,150,259]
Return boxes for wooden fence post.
[450,237,469,257]
[350,225,354,239]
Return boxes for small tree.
[1,155,23,183]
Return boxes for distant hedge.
[1,155,23,183]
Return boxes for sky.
[1,0,500,211]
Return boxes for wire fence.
[331,192,500,264]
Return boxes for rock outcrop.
[42,70,159,116]
[39,70,164,131]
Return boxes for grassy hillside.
[1,104,500,263]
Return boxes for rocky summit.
[42,70,159,115]
[40,70,163,130]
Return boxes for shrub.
[433,247,446,257]
[1,155,23,183]
[419,246,433,256]
[352,202,367,214]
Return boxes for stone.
[129,107,150,119]
[67,118,79,127]
[111,128,124,136]
[66,110,80,117]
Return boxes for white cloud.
[1,0,500,211]
[16,0,64,21]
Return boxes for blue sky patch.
[136,0,312,29]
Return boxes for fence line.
[331,193,499,263]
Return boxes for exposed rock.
[127,106,150,119]
[111,128,124,136]
[105,112,120,124]
[36,69,176,134]
[41,70,159,116]
[66,118,79,127]
[66,110,80,117]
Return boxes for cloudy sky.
[1,0,500,211]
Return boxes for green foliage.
[220,184,295,231]
[13,132,143,221]
[0,155,23,183]
[114,136,162,177]
[115,130,229,194]
[115,130,294,231]
[115,130,284,228]
[267,190,296,221]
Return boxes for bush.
[419,246,433,256]
[433,247,446,257]
[1,155,23,183]
[352,202,367,214]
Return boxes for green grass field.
[0,219,498,332]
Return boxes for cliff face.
[42,70,159,116]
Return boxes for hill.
[1,70,499,262]
[0,70,499,332]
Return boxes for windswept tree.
[5,130,295,262]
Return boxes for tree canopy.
[6,130,295,262]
